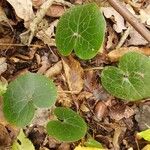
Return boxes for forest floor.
[0,0,150,150]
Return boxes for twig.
[107,0,150,42]
[0,43,42,48]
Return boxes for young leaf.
[46,107,87,142]
[3,73,57,127]
[101,52,150,101]
[84,138,103,148]
[137,129,150,141]
[12,129,35,150]
[56,3,106,60]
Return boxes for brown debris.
[62,56,84,94]
[108,47,150,62]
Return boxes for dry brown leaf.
[108,47,150,62]
[45,61,62,77]
[57,85,72,107]
[37,55,50,74]
[139,5,150,26]
[36,19,58,45]
[0,58,7,75]
[62,56,84,94]
[46,4,65,17]
[102,7,126,33]
[128,28,148,46]
[109,104,134,121]
[6,0,34,22]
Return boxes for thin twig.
[107,0,150,42]
[0,43,42,48]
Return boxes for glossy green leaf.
[3,73,57,127]
[101,52,150,101]
[84,138,103,148]
[137,129,150,141]
[12,129,35,150]
[56,3,106,60]
[46,107,87,142]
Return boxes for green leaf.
[46,107,87,142]
[137,129,150,141]
[12,129,35,150]
[101,52,150,101]
[0,81,7,96]
[84,138,103,148]
[56,3,106,60]
[3,73,57,127]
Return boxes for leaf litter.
[0,0,150,149]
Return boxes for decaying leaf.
[57,85,72,107]
[46,4,65,17]
[45,61,62,77]
[108,47,150,62]
[6,0,34,22]
[62,56,84,94]
[102,7,126,33]
[135,104,150,130]
[127,28,148,46]
[36,19,58,46]
[0,57,7,75]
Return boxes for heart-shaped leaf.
[46,107,87,142]
[56,3,106,60]
[101,52,150,101]
[3,73,57,127]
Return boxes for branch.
[107,0,150,43]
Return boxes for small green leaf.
[56,3,106,60]
[3,73,57,127]
[101,52,150,101]
[84,138,103,148]
[12,129,35,150]
[137,129,150,141]
[46,107,87,142]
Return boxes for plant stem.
[107,0,150,42]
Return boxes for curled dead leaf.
[0,57,7,75]
[46,4,65,17]
[102,7,126,33]
[45,61,62,77]
[6,0,34,22]
[62,56,84,94]
[108,47,150,62]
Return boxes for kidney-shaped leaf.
[101,52,150,101]
[46,107,87,142]
[3,73,57,127]
[56,3,106,60]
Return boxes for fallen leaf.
[102,7,126,33]
[58,143,71,150]
[109,103,134,121]
[0,57,7,75]
[57,85,72,107]
[139,5,150,26]
[135,103,150,130]
[74,145,105,150]
[32,0,46,8]
[137,129,150,142]
[46,4,65,17]
[62,56,84,94]
[108,47,150,62]
[36,19,58,46]
[6,0,34,22]
[37,54,50,74]
[127,28,148,46]
[45,61,62,77]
